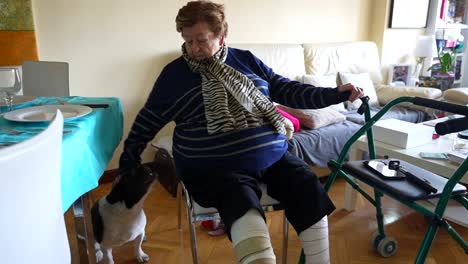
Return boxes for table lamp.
[414,35,437,78]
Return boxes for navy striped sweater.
[120,47,345,173]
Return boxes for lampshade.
[414,35,437,58]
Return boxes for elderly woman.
[120,1,363,263]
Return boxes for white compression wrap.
[230,209,275,264]
[299,216,330,264]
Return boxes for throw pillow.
[302,74,346,112]
[443,87,468,104]
[377,85,443,112]
[339,72,379,109]
[277,104,346,129]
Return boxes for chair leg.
[187,214,199,264]
[72,193,97,264]
[282,212,288,264]
[177,183,182,230]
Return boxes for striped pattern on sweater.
[119,47,345,172]
[183,44,291,137]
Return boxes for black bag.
[152,148,179,198]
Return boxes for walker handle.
[435,116,468,135]
[413,97,468,116]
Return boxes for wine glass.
[0,68,22,112]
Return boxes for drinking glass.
[0,68,22,112]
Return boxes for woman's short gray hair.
[175,0,228,37]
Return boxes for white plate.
[3,105,92,122]
[0,95,37,106]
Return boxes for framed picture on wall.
[388,64,413,86]
[388,0,430,28]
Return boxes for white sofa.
[229,41,443,167]
[230,41,441,99]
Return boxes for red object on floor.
[201,220,226,236]
[201,220,215,230]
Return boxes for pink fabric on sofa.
[276,106,300,132]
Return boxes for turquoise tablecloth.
[0,96,123,211]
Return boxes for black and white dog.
[91,166,156,264]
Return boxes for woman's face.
[182,22,224,61]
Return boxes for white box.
[373,119,433,149]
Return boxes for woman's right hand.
[338,83,364,102]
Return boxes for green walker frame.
[299,96,468,264]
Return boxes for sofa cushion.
[377,85,442,105]
[276,105,346,129]
[302,74,346,112]
[443,88,468,104]
[303,42,382,86]
[339,72,379,109]
[345,106,428,125]
[229,43,305,81]
[302,74,337,87]
[288,120,362,167]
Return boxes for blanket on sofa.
[288,106,428,167]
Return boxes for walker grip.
[413,97,468,116]
[435,116,468,135]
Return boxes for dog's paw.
[95,250,103,263]
[137,252,150,263]
[102,258,114,264]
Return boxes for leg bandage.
[230,209,276,264]
[299,216,330,264]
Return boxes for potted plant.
[428,49,457,91]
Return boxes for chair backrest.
[0,111,69,263]
[22,60,70,96]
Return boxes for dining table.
[0,96,123,264]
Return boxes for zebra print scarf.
[182,44,293,139]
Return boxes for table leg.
[343,147,365,211]
[73,193,97,264]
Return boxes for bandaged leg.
[299,216,330,264]
[230,209,276,264]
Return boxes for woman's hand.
[338,83,364,102]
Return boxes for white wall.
[368,0,426,84]
[31,0,371,169]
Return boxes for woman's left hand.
[338,83,365,102]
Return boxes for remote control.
[399,167,437,193]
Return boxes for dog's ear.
[111,175,121,188]
[106,173,126,204]
[106,183,122,204]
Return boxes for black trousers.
[180,152,336,237]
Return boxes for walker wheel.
[370,230,383,249]
[376,236,398,257]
